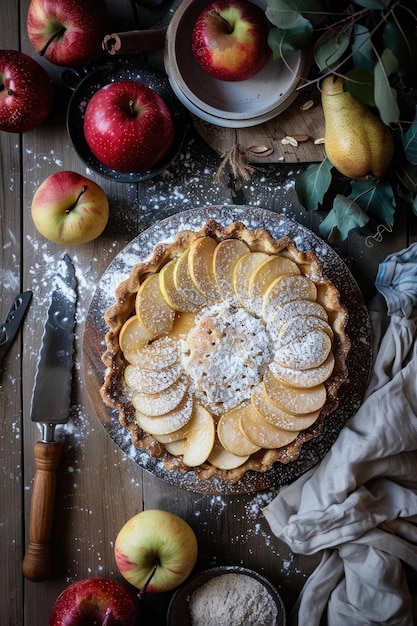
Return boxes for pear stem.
[39,26,66,57]
[65,185,87,215]
[138,564,158,600]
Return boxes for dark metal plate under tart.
[83,205,372,494]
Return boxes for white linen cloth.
[263,243,417,626]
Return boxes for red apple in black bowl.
[83,81,175,173]
[191,0,271,81]
[27,0,111,67]
[49,578,139,626]
[0,49,53,133]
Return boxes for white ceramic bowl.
[164,0,308,128]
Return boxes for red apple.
[114,510,198,594]
[83,81,175,173]
[31,171,109,244]
[48,577,139,626]
[0,49,53,133]
[27,0,111,67]
[192,0,271,81]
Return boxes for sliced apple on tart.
[239,405,300,449]
[262,368,326,414]
[248,255,301,315]
[208,438,250,470]
[233,251,269,310]
[174,248,207,309]
[262,274,317,320]
[188,236,222,301]
[217,405,261,456]
[135,273,175,336]
[182,404,215,467]
[134,390,193,436]
[213,238,249,303]
[251,384,320,431]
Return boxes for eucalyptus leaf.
[400,163,417,193]
[319,194,370,241]
[374,48,400,124]
[268,22,313,57]
[352,0,392,9]
[351,24,374,75]
[349,179,395,224]
[266,0,309,29]
[266,0,326,28]
[292,0,327,26]
[345,68,375,106]
[383,20,413,69]
[314,27,352,72]
[295,159,332,211]
[403,108,417,164]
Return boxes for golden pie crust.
[101,220,351,482]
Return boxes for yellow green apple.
[114,510,198,594]
[31,171,109,244]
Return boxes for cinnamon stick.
[102,29,167,55]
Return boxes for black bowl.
[167,566,286,625]
[65,57,188,183]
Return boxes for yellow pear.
[321,76,394,180]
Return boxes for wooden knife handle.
[22,441,63,582]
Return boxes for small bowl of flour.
[167,566,286,626]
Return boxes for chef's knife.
[22,254,77,582]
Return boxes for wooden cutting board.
[192,92,326,165]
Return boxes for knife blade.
[0,290,32,367]
[22,254,77,582]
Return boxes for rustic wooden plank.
[0,1,25,624]
[191,95,326,165]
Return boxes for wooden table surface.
[1,1,416,625]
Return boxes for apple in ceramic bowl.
[164,0,308,127]
[83,81,176,174]
[114,510,198,594]
[0,49,54,133]
[191,0,271,81]
[31,171,109,245]
[48,577,139,626]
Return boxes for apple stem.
[138,564,158,600]
[210,10,233,34]
[102,608,112,626]
[66,185,87,215]
[128,99,141,118]
[39,26,66,57]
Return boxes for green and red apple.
[83,81,175,173]
[48,578,139,626]
[0,49,53,133]
[27,0,111,66]
[114,509,198,593]
[31,171,109,244]
[191,0,271,81]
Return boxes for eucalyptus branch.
[296,0,405,91]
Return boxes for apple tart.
[101,220,351,482]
